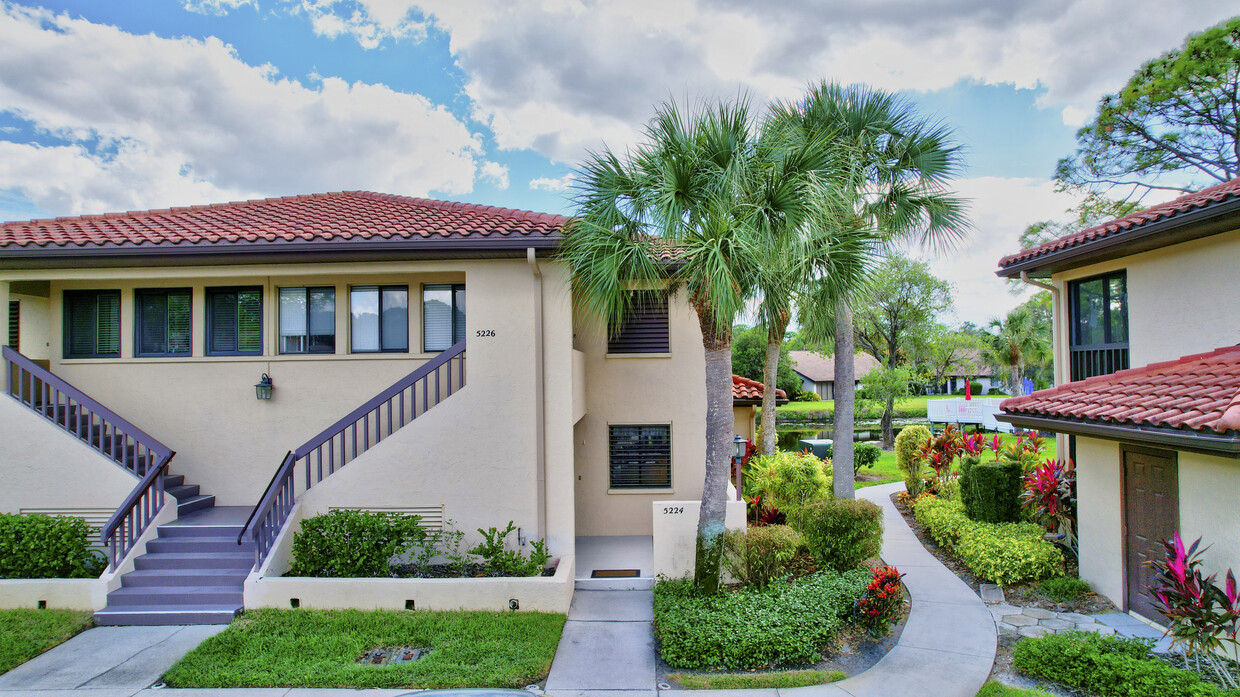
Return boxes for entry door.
[1122,447,1179,620]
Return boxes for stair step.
[134,552,253,571]
[94,604,240,626]
[120,568,250,588]
[163,474,185,488]
[166,484,200,499]
[176,494,215,515]
[105,586,243,607]
[158,523,245,538]
[574,577,655,591]
[147,537,254,554]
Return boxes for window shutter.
[8,300,18,350]
[95,292,120,356]
[237,290,262,354]
[608,424,672,489]
[166,290,192,355]
[608,291,669,354]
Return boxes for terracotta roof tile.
[733,374,787,402]
[1000,345,1240,434]
[0,191,568,250]
[998,178,1240,269]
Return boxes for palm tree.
[790,82,969,498]
[985,305,1050,396]
[563,98,763,594]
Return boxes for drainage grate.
[357,646,431,666]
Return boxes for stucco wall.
[651,499,746,579]
[573,289,707,536]
[733,405,756,443]
[1176,450,1240,585]
[11,293,50,361]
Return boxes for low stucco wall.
[652,498,746,579]
[0,579,100,610]
[245,554,575,614]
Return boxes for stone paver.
[979,583,1005,603]
[992,606,1176,653]
[1022,607,1056,620]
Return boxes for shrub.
[854,565,905,636]
[288,509,426,577]
[895,425,931,496]
[953,381,984,395]
[1013,630,1236,697]
[792,389,820,402]
[653,569,869,669]
[469,521,552,577]
[913,495,976,548]
[1021,458,1078,556]
[853,442,882,474]
[1039,575,1092,603]
[747,450,832,515]
[1149,533,1240,688]
[959,459,1024,523]
[791,499,882,572]
[722,525,802,589]
[913,497,1063,585]
[0,514,105,579]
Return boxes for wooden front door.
[1122,446,1179,620]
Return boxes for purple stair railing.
[240,340,466,568]
[3,346,176,569]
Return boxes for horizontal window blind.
[280,287,336,354]
[136,289,191,357]
[609,424,672,489]
[423,284,464,352]
[64,290,121,358]
[351,285,408,353]
[608,291,669,354]
[207,287,262,356]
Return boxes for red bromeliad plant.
[854,565,905,636]
[1020,458,1077,556]
[918,426,965,497]
[1150,533,1240,687]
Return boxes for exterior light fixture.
[731,434,749,501]
[255,373,274,400]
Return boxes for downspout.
[1019,271,1066,387]
[527,248,548,544]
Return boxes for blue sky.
[0,1,1234,324]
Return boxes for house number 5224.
[476,329,496,337]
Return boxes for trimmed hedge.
[1014,630,1240,697]
[653,569,870,669]
[895,425,930,496]
[958,459,1023,523]
[791,498,883,572]
[913,497,1062,585]
[289,509,426,577]
[0,514,105,579]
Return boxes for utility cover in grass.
[358,646,431,666]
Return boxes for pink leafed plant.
[1150,532,1240,687]
[1020,458,1076,555]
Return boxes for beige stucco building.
[0,192,754,622]
[996,178,1240,622]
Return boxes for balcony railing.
[1070,343,1129,382]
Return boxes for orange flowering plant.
[854,565,905,636]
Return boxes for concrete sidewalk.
[544,589,657,697]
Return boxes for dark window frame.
[1068,270,1129,381]
[607,290,670,355]
[134,288,193,358]
[205,286,264,357]
[63,290,121,359]
[278,286,337,355]
[350,285,410,354]
[1069,270,1128,348]
[421,283,466,353]
[608,423,673,490]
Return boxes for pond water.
[773,418,929,452]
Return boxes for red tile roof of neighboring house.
[733,375,787,403]
[997,177,1240,270]
[1000,345,1240,434]
[0,191,568,250]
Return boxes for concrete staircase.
[94,477,252,626]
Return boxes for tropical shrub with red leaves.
[1021,458,1077,556]
[1150,533,1240,687]
[854,565,905,636]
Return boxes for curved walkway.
[545,481,997,697]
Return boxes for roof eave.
[995,196,1240,279]
[995,412,1240,458]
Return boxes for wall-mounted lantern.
[732,434,749,501]
[255,373,274,401]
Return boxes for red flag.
[965,377,972,400]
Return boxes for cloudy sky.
[0,1,1234,325]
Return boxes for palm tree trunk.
[882,396,895,449]
[694,306,733,594]
[759,318,787,456]
[832,303,855,500]
[1010,365,1022,397]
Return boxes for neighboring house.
[788,350,880,400]
[931,349,996,395]
[731,374,787,444]
[995,178,1240,623]
[0,191,724,622]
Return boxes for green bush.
[959,459,1024,523]
[1013,630,1237,697]
[792,389,820,402]
[913,497,1063,585]
[791,499,882,572]
[853,442,882,474]
[722,525,802,589]
[0,514,105,579]
[469,521,551,577]
[895,425,930,496]
[953,381,984,395]
[1038,575,1092,603]
[288,509,426,577]
[653,569,869,669]
[747,450,832,514]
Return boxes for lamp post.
[255,373,273,401]
[732,434,749,501]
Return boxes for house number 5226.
[476,330,496,337]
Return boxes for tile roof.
[733,375,787,403]
[0,191,568,250]
[1000,345,1240,434]
[997,177,1240,269]
[789,350,882,384]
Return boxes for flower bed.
[913,496,1063,585]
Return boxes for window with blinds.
[279,287,336,354]
[135,289,192,357]
[350,286,408,353]
[608,291,669,354]
[64,290,121,358]
[8,300,18,350]
[609,424,672,489]
[206,287,263,356]
[422,284,465,352]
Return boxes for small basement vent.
[328,505,444,531]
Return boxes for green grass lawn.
[670,669,845,689]
[853,433,1058,489]
[161,608,566,689]
[976,680,1053,696]
[778,394,1011,419]
[0,609,94,674]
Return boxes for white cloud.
[479,160,509,190]
[1061,105,1091,128]
[183,0,257,16]
[529,173,573,192]
[0,5,488,217]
